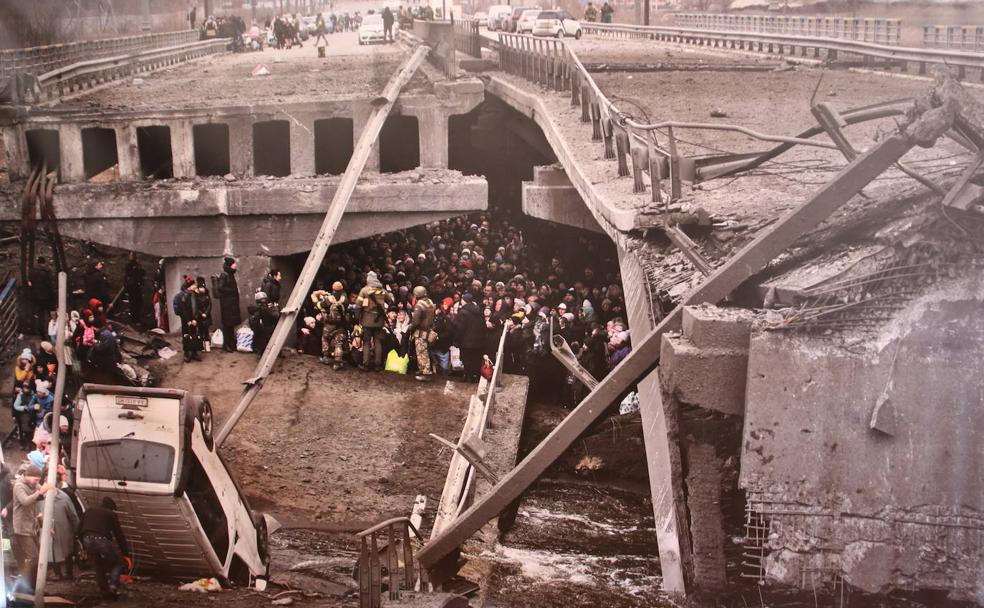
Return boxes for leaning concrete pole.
[35,272,68,608]
[215,44,431,448]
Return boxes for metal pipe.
[35,272,67,608]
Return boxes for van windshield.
[80,439,176,484]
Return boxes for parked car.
[487,4,512,30]
[474,11,488,24]
[505,6,530,32]
[359,13,387,44]
[516,9,541,34]
[72,384,272,587]
[532,10,582,38]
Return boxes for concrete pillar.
[289,116,315,176]
[353,106,380,172]
[171,120,196,179]
[60,124,85,183]
[2,126,29,181]
[229,117,253,177]
[163,255,271,336]
[117,125,140,181]
[617,246,692,594]
[415,108,448,169]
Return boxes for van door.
[185,451,232,569]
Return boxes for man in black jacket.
[28,256,54,337]
[454,292,485,382]
[83,260,112,307]
[122,252,146,326]
[215,257,241,352]
[260,269,282,307]
[78,496,130,598]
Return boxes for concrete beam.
[59,124,85,183]
[2,126,29,181]
[522,182,605,234]
[116,125,140,181]
[289,115,316,176]
[171,120,196,179]
[229,117,253,177]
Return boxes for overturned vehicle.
[71,384,271,587]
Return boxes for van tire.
[199,399,215,451]
[575,29,582,40]
[252,511,271,566]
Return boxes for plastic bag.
[236,326,254,353]
[449,346,463,371]
[385,349,409,374]
[211,329,224,348]
[480,355,494,381]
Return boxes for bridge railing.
[0,30,198,81]
[453,17,483,59]
[580,22,984,80]
[673,13,901,45]
[923,25,984,52]
[356,517,425,608]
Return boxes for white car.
[532,10,582,39]
[359,13,387,44]
[72,384,272,587]
[487,4,512,30]
[516,9,540,34]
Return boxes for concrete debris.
[271,599,294,606]
[869,392,897,436]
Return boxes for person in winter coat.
[28,256,55,337]
[409,286,436,381]
[313,282,350,369]
[430,298,454,374]
[89,325,122,373]
[12,382,36,450]
[194,277,213,349]
[176,276,203,362]
[216,257,241,352]
[12,465,52,591]
[261,269,283,307]
[78,496,129,598]
[453,292,486,382]
[355,271,394,370]
[83,261,112,309]
[296,316,322,356]
[248,291,280,354]
[47,468,80,580]
[29,381,55,428]
[382,6,394,41]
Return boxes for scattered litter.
[252,64,271,76]
[178,577,222,593]
[158,346,178,360]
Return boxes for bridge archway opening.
[193,123,231,176]
[253,120,291,177]
[314,118,354,175]
[137,125,174,179]
[81,127,119,181]
[379,115,419,173]
[25,129,60,179]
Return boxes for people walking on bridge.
[216,257,242,353]
[600,1,614,23]
[313,281,350,370]
[583,2,598,22]
[356,271,394,371]
[382,7,395,42]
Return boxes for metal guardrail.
[19,38,227,103]
[0,274,19,355]
[453,17,483,59]
[581,22,984,80]
[0,30,198,81]
[923,25,984,52]
[674,13,901,46]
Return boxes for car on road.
[516,9,541,34]
[487,4,512,30]
[504,6,531,32]
[72,384,272,587]
[359,13,387,44]
[532,10,582,38]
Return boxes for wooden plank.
[215,45,430,447]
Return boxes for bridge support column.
[171,120,197,179]
[163,255,271,337]
[60,124,85,183]
[353,106,380,172]
[414,108,449,169]
[2,126,29,181]
[290,116,316,176]
[116,126,140,181]
[229,117,254,177]
[617,246,692,596]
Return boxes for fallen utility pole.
[215,44,430,448]
[35,272,68,608]
[417,128,934,580]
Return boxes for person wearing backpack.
[355,271,393,371]
[312,281,350,370]
[215,257,242,352]
[409,286,436,381]
[73,309,98,363]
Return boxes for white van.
[72,384,270,587]
[487,5,512,30]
